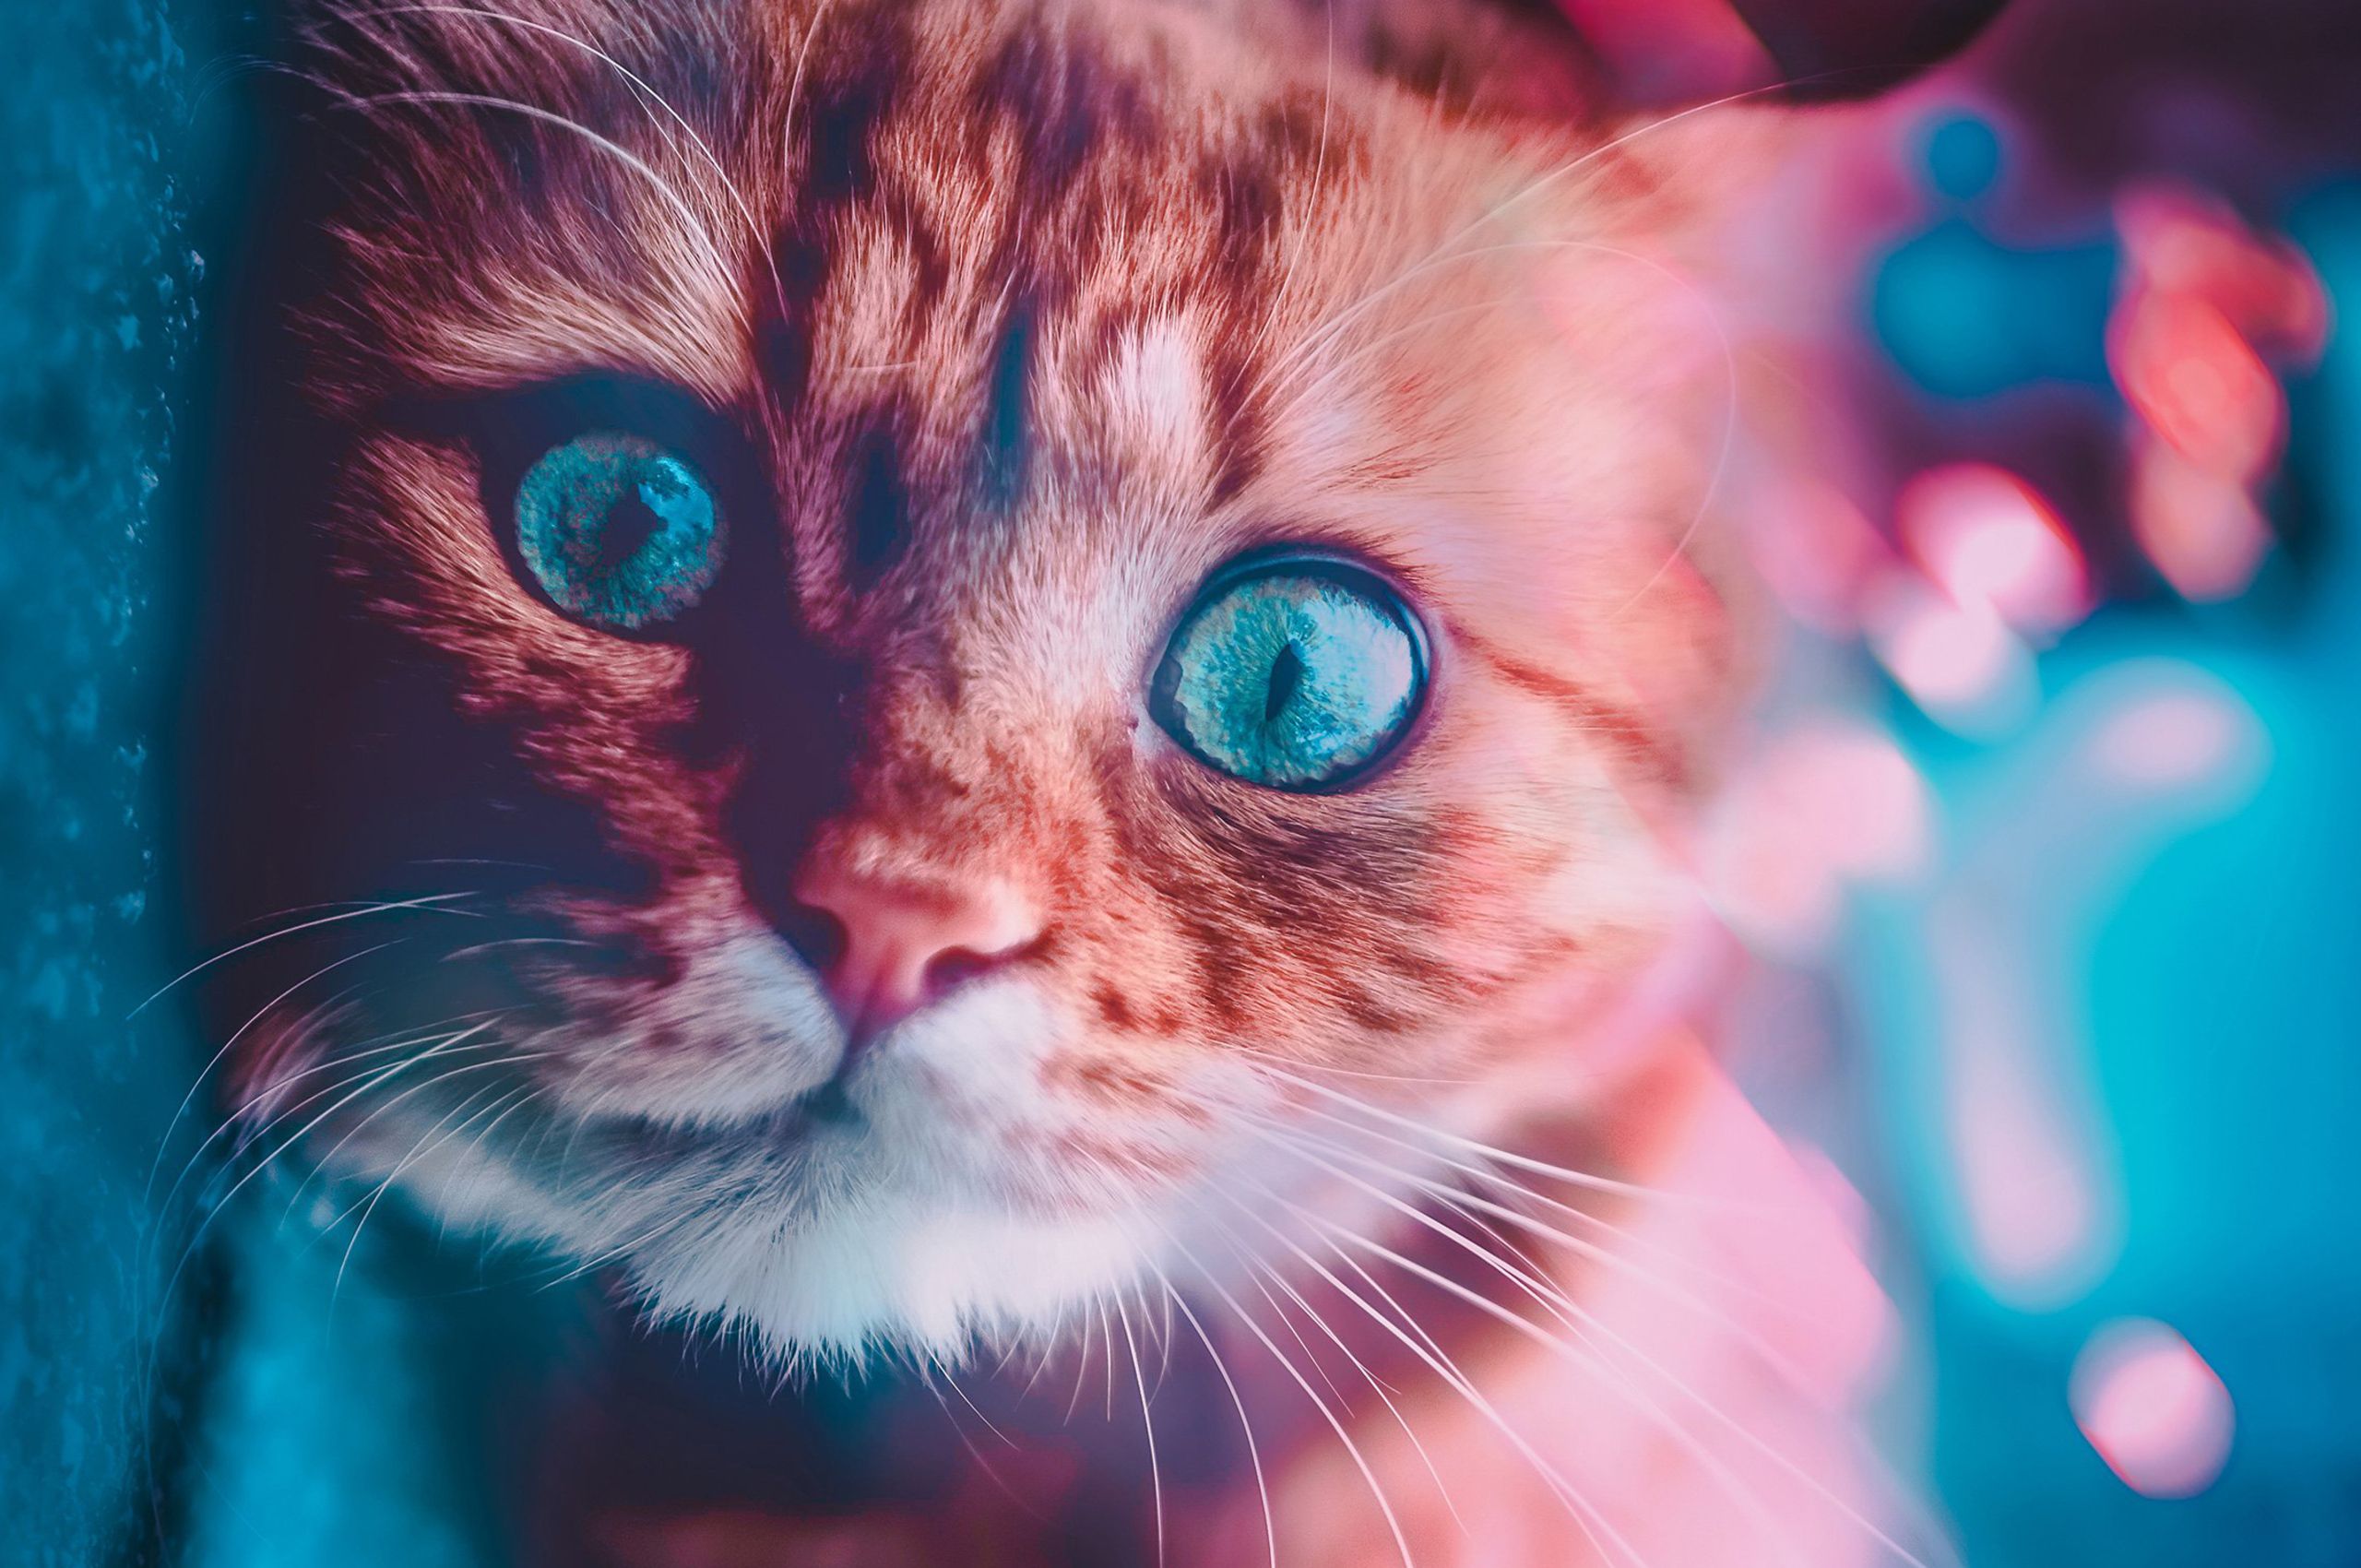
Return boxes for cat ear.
[1341,0,2011,125]
[1557,0,2012,107]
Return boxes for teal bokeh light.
[1869,110,2118,398]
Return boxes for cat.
[183,0,1996,1562]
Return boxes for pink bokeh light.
[1865,575,2037,734]
[2108,183,2330,601]
[1943,1011,2108,1304]
[1899,463,2090,634]
[2070,1319,2236,1499]
[2089,683,2255,790]
[1705,719,1930,951]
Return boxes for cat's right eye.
[1151,552,1430,791]
[513,432,725,632]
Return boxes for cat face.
[224,0,1757,1356]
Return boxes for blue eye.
[514,432,724,631]
[1151,555,1430,791]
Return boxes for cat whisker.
[1243,1063,1675,1203]
[1259,1099,1798,1329]
[1288,1171,1927,1568]
[1246,0,1338,372]
[1220,1201,1468,1539]
[1256,229,1684,413]
[1114,1292,1168,1568]
[1226,1042,1479,1087]
[1264,232,1738,567]
[129,889,481,1017]
[1014,1309,1071,1404]
[433,1079,551,1247]
[138,1025,513,1423]
[1144,1275,1180,1400]
[1098,1295,1121,1424]
[782,0,840,165]
[438,933,601,963]
[1161,1225,1420,1568]
[1064,1293,1102,1428]
[143,938,401,1209]
[153,1012,494,1236]
[1252,1177,1688,1568]
[521,1199,705,1294]
[1158,1270,1279,1568]
[273,1020,523,1214]
[1216,1179,1640,1567]
[938,1361,1026,1455]
[323,1078,526,1321]
[1265,1134,1813,1563]
[1231,1232,1358,1416]
[921,1371,1054,1528]
[177,1010,504,1222]
[339,91,748,332]
[1269,69,1846,410]
[1285,1113,1829,1386]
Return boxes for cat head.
[200,0,1983,1358]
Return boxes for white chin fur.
[341,1105,1199,1364]
[627,1184,1164,1360]
[314,971,1310,1366]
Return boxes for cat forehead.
[304,0,1606,574]
[303,0,1567,406]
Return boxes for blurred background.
[3,0,2356,1563]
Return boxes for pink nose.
[788,861,1043,1044]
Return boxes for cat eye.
[1150,553,1430,791]
[513,432,725,631]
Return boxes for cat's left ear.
[1555,0,2013,108]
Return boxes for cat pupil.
[593,490,662,578]
[510,433,724,632]
[1264,641,1304,724]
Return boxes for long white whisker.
[1227,1213,1467,1539]
[1244,0,1335,369]
[1295,1184,1924,1568]
[527,1201,706,1292]
[1263,76,1831,409]
[1267,1134,1811,1565]
[1160,1275,1277,1568]
[1063,1297,1100,1427]
[1099,1295,1121,1423]
[1248,1258,1358,1413]
[275,1022,523,1224]
[1283,1096,1754,1291]
[1162,1227,1419,1568]
[129,891,480,1017]
[1228,1185,1643,1568]
[1246,1064,1677,1203]
[1258,1105,1815,1376]
[937,1363,1025,1455]
[430,1080,550,1249]
[142,1026,504,1401]
[165,1016,499,1230]
[143,941,402,1206]
[782,0,839,157]
[1116,1293,1167,1568]
[324,1078,525,1320]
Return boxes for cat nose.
[786,861,1043,1045]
